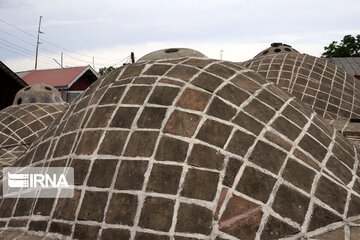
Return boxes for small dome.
[0,102,68,167]
[2,57,360,239]
[137,48,207,62]
[13,83,64,105]
[254,43,299,59]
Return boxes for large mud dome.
[0,57,360,239]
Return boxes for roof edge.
[66,65,99,89]
[0,61,27,87]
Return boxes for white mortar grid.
[255,111,316,239]
[300,127,338,235]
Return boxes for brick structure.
[0,56,359,239]
[137,48,207,62]
[253,42,299,59]
[244,44,360,121]
[0,84,68,168]
[13,84,63,105]
[245,43,360,148]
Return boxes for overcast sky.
[0,0,359,72]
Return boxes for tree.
[321,34,360,58]
[99,66,115,76]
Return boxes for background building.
[17,65,99,102]
[328,57,360,79]
[0,61,27,110]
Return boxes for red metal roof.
[21,66,90,88]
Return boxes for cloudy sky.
[0,0,359,72]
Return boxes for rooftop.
[18,65,99,89]
[328,57,360,77]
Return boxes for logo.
[7,172,69,188]
[7,173,29,188]
[3,167,74,198]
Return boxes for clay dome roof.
[1,57,359,239]
[0,103,68,168]
[13,84,64,105]
[253,43,299,59]
[245,47,360,146]
[244,52,360,121]
[137,48,207,62]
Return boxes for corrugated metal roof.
[19,65,99,88]
[328,57,360,76]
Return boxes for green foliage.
[322,34,360,58]
[99,66,115,76]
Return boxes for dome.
[244,52,360,121]
[1,57,359,239]
[137,48,207,62]
[253,43,299,59]
[0,103,68,168]
[13,84,63,105]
